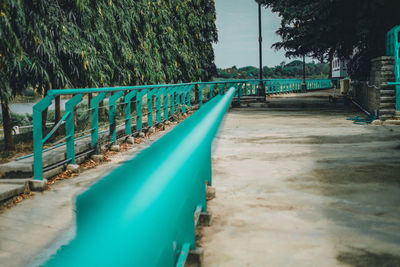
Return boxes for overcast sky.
[213,0,293,68]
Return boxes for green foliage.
[0,0,217,150]
[256,0,399,79]
[0,0,217,95]
[217,60,329,79]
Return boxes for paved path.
[1,93,400,267]
[201,105,400,266]
[0,125,176,267]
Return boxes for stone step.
[380,89,395,96]
[380,109,396,115]
[379,114,395,121]
[380,96,396,102]
[383,119,400,125]
[396,111,400,120]
[380,102,395,108]
[0,184,25,203]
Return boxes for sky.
[213,0,290,68]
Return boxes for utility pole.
[301,54,307,93]
[257,3,265,100]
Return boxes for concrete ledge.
[0,161,33,178]
[29,179,48,192]
[199,211,212,227]
[0,178,30,185]
[0,184,25,202]
[206,186,216,200]
[187,248,204,267]
[383,119,400,125]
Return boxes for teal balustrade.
[124,90,138,136]
[43,87,236,267]
[32,78,332,180]
[65,95,83,163]
[109,91,124,144]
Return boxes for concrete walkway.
[0,125,176,267]
[1,92,400,267]
[201,104,400,266]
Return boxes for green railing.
[32,78,332,180]
[43,87,236,267]
[387,25,400,110]
[230,79,332,98]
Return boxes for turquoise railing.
[32,78,332,180]
[387,25,400,110]
[232,79,332,98]
[43,87,236,267]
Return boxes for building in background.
[332,57,349,78]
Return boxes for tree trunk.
[194,84,199,104]
[42,85,49,137]
[1,102,15,151]
[54,94,61,135]
[55,95,61,125]
[73,94,78,129]
[88,93,92,124]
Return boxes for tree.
[1,0,218,151]
[216,60,329,79]
[0,1,26,150]
[256,0,400,79]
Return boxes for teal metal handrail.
[32,78,332,180]
[387,25,400,110]
[43,87,237,267]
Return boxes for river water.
[0,99,89,115]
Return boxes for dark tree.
[256,0,399,79]
[1,0,218,151]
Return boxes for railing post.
[187,85,194,108]
[176,87,181,113]
[198,84,206,107]
[163,88,170,121]
[33,95,54,180]
[170,88,175,115]
[136,89,148,133]
[218,84,225,95]
[182,86,187,112]
[124,90,137,136]
[109,91,124,144]
[209,84,216,100]
[147,89,156,128]
[155,89,163,124]
[238,83,242,105]
[65,94,83,164]
[91,93,106,153]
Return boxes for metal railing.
[387,25,400,110]
[32,78,333,180]
[232,78,331,99]
[43,87,236,267]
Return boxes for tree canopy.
[0,0,218,150]
[217,60,329,80]
[256,0,399,79]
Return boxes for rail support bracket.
[29,179,48,192]
[187,247,204,267]
[206,186,216,200]
[199,211,212,227]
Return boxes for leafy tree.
[0,0,26,150]
[216,60,329,79]
[1,0,218,151]
[256,0,399,79]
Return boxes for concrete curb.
[0,178,48,203]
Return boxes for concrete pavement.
[1,91,400,266]
[200,104,400,266]
[0,125,176,267]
